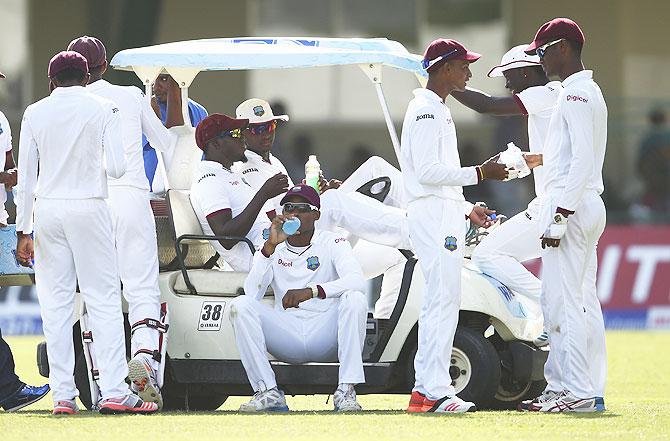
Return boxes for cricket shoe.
[239,387,289,412]
[413,394,476,413]
[99,394,159,415]
[53,399,79,415]
[517,389,560,411]
[333,385,362,412]
[527,390,597,413]
[128,355,163,409]
[2,384,50,412]
[406,391,426,413]
[533,331,549,347]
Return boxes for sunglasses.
[282,202,317,214]
[536,39,564,58]
[217,128,242,139]
[422,48,459,70]
[246,120,277,136]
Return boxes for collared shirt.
[514,81,563,197]
[0,110,14,224]
[399,88,478,203]
[86,79,177,191]
[190,160,271,271]
[541,70,607,211]
[15,86,126,234]
[243,230,365,314]
[231,149,294,214]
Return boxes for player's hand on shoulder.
[282,288,313,309]
[469,205,496,228]
[479,154,508,181]
[261,173,290,199]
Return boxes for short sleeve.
[515,83,561,116]
[192,174,232,218]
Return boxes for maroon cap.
[67,36,107,69]
[280,184,321,209]
[525,18,585,54]
[195,114,248,150]
[422,39,481,72]
[48,51,89,78]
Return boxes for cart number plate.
[197,301,226,331]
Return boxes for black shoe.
[2,384,50,412]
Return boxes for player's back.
[25,86,118,199]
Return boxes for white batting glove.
[541,213,568,248]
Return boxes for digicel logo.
[567,95,588,103]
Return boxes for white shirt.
[541,71,607,211]
[190,160,272,271]
[0,110,14,224]
[232,149,294,214]
[16,86,126,234]
[243,230,365,314]
[400,88,478,204]
[515,81,562,197]
[86,79,176,190]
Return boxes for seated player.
[230,184,367,412]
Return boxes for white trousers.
[337,156,407,209]
[540,192,607,399]
[408,196,466,400]
[33,198,129,402]
[230,292,367,392]
[107,186,161,366]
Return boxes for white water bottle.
[305,155,321,192]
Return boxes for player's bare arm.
[207,173,288,249]
[478,153,509,181]
[0,151,17,189]
[452,87,524,115]
[163,75,185,128]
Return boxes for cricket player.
[399,39,507,413]
[521,18,608,413]
[190,113,289,271]
[14,51,157,415]
[68,35,179,408]
[0,69,17,225]
[231,184,367,412]
[452,45,562,348]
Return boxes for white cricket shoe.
[333,385,362,412]
[527,390,597,413]
[517,389,560,411]
[128,355,163,410]
[422,395,476,413]
[239,387,289,412]
[533,331,550,347]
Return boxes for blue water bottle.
[282,217,301,236]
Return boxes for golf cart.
[28,37,547,410]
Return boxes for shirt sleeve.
[102,104,126,179]
[192,174,232,218]
[243,250,274,301]
[318,237,366,298]
[408,108,479,187]
[15,111,38,234]
[0,111,12,153]
[138,88,177,154]
[516,85,558,116]
[556,92,595,212]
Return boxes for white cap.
[487,45,541,78]
[235,98,289,124]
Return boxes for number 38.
[201,304,223,321]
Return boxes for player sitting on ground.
[230,184,367,412]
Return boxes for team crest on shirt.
[253,105,265,116]
[444,236,458,251]
[306,256,320,271]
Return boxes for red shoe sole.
[99,402,158,415]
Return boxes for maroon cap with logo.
[422,38,481,72]
[67,36,107,70]
[195,114,249,150]
[280,184,321,209]
[525,18,585,54]
[48,51,89,78]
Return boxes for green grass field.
[1,332,669,441]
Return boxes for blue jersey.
[142,99,208,191]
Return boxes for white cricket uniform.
[87,79,176,364]
[230,230,367,391]
[399,88,479,400]
[232,150,294,215]
[0,110,13,225]
[539,70,607,399]
[15,86,129,402]
[190,160,272,272]
[337,155,407,209]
